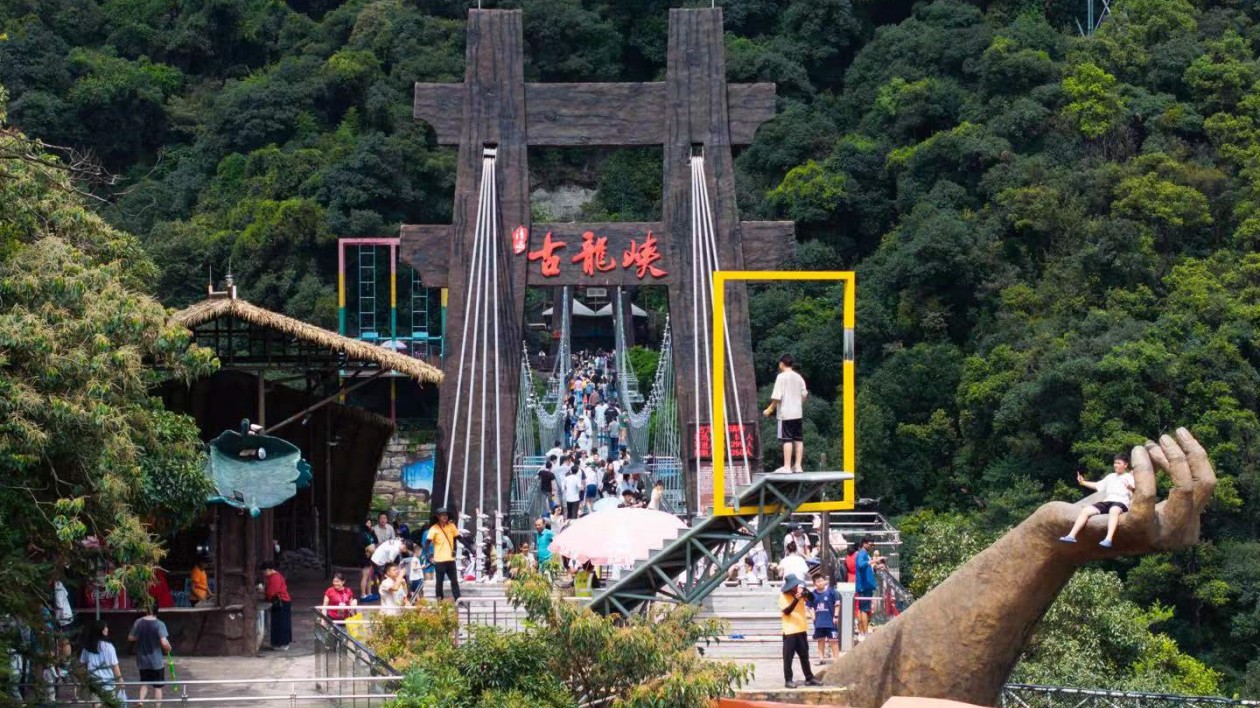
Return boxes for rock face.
[371,435,436,517]
[531,186,596,221]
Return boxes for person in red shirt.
[322,572,357,622]
[260,562,291,650]
[147,568,175,609]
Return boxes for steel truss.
[589,471,852,616]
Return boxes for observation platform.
[589,471,853,616]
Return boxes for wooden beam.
[398,224,452,288]
[401,221,793,286]
[413,82,777,146]
[740,221,796,270]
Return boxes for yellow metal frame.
[711,271,856,516]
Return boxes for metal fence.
[313,609,402,706]
[1002,684,1260,708]
[15,677,398,705]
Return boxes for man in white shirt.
[763,354,808,473]
[563,469,583,519]
[1058,453,1137,548]
[545,441,565,463]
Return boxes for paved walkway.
[111,570,332,704]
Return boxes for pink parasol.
[549,507,687,565]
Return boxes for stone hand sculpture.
[824,429,1216,707]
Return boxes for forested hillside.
[4,0,1260,695]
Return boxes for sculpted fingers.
[1159,434,1194,490]
[1129,444,1156,516]
[1176,428,1216,510]
[1155,434,1197,545]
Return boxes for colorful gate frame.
[711,271,857,516]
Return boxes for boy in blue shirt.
[808,575,840,663]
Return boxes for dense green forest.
[4,0,1260,696]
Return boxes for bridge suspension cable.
[691,153,751,508]
[441,147,504,525]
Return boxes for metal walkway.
[589,471,853,616]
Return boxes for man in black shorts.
[764,354,808,473]
[128,602,172,706]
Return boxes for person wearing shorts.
[1059,453,1136,548]
[764,354,808,473]
[128,602,171,706]
[809,575,840,663]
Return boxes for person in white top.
[377,563,409,615]
[1059,453,1137,548]
[779,542,811,584]
[764,354,808,473]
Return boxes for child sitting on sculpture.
[1058,453,1136,548]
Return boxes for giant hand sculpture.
[823,429,1216,707]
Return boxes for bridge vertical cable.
[442,148,501,529]
[690,153,751,509]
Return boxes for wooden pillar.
[431,9,530,518]
[662,8,763,515]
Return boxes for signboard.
[585,287,608,299]
[518,224,674,285]
[692,423,758,461]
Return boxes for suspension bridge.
[391,6,854,613]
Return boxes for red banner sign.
[511,225,529,255]
[521,228,669,281]
[692,423,758,461]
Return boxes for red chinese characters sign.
[514,225,670,282]
[692,423,758,461]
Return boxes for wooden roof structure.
[170,297,444,384]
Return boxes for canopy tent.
[540,298,598,317]
[592,302,648,317]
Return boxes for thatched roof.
[170,298,444,384]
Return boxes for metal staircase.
[589,471,853,616]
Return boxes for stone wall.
[372,434,436,519]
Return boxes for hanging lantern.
[511,225,529,255]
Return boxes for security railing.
[1001,684,1260,708]
[15,677,398,705]
[313,608,402,706]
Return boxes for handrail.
[1001,684,1260,708]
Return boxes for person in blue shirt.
[855,537,878,637]
[808,575,840,663]
[534,518,555,568]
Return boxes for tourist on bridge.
[1058,453,1136,548]
[535,459,557,520]
[764,354,808,474]
[647,479,665,510]
[535,518,555,568]
[426,508,464,602]
[260,562,291,651]
[779,575,821,689]
[563,466,582,519]
[359,519,378,599]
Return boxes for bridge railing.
[1002,684,1260,708]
